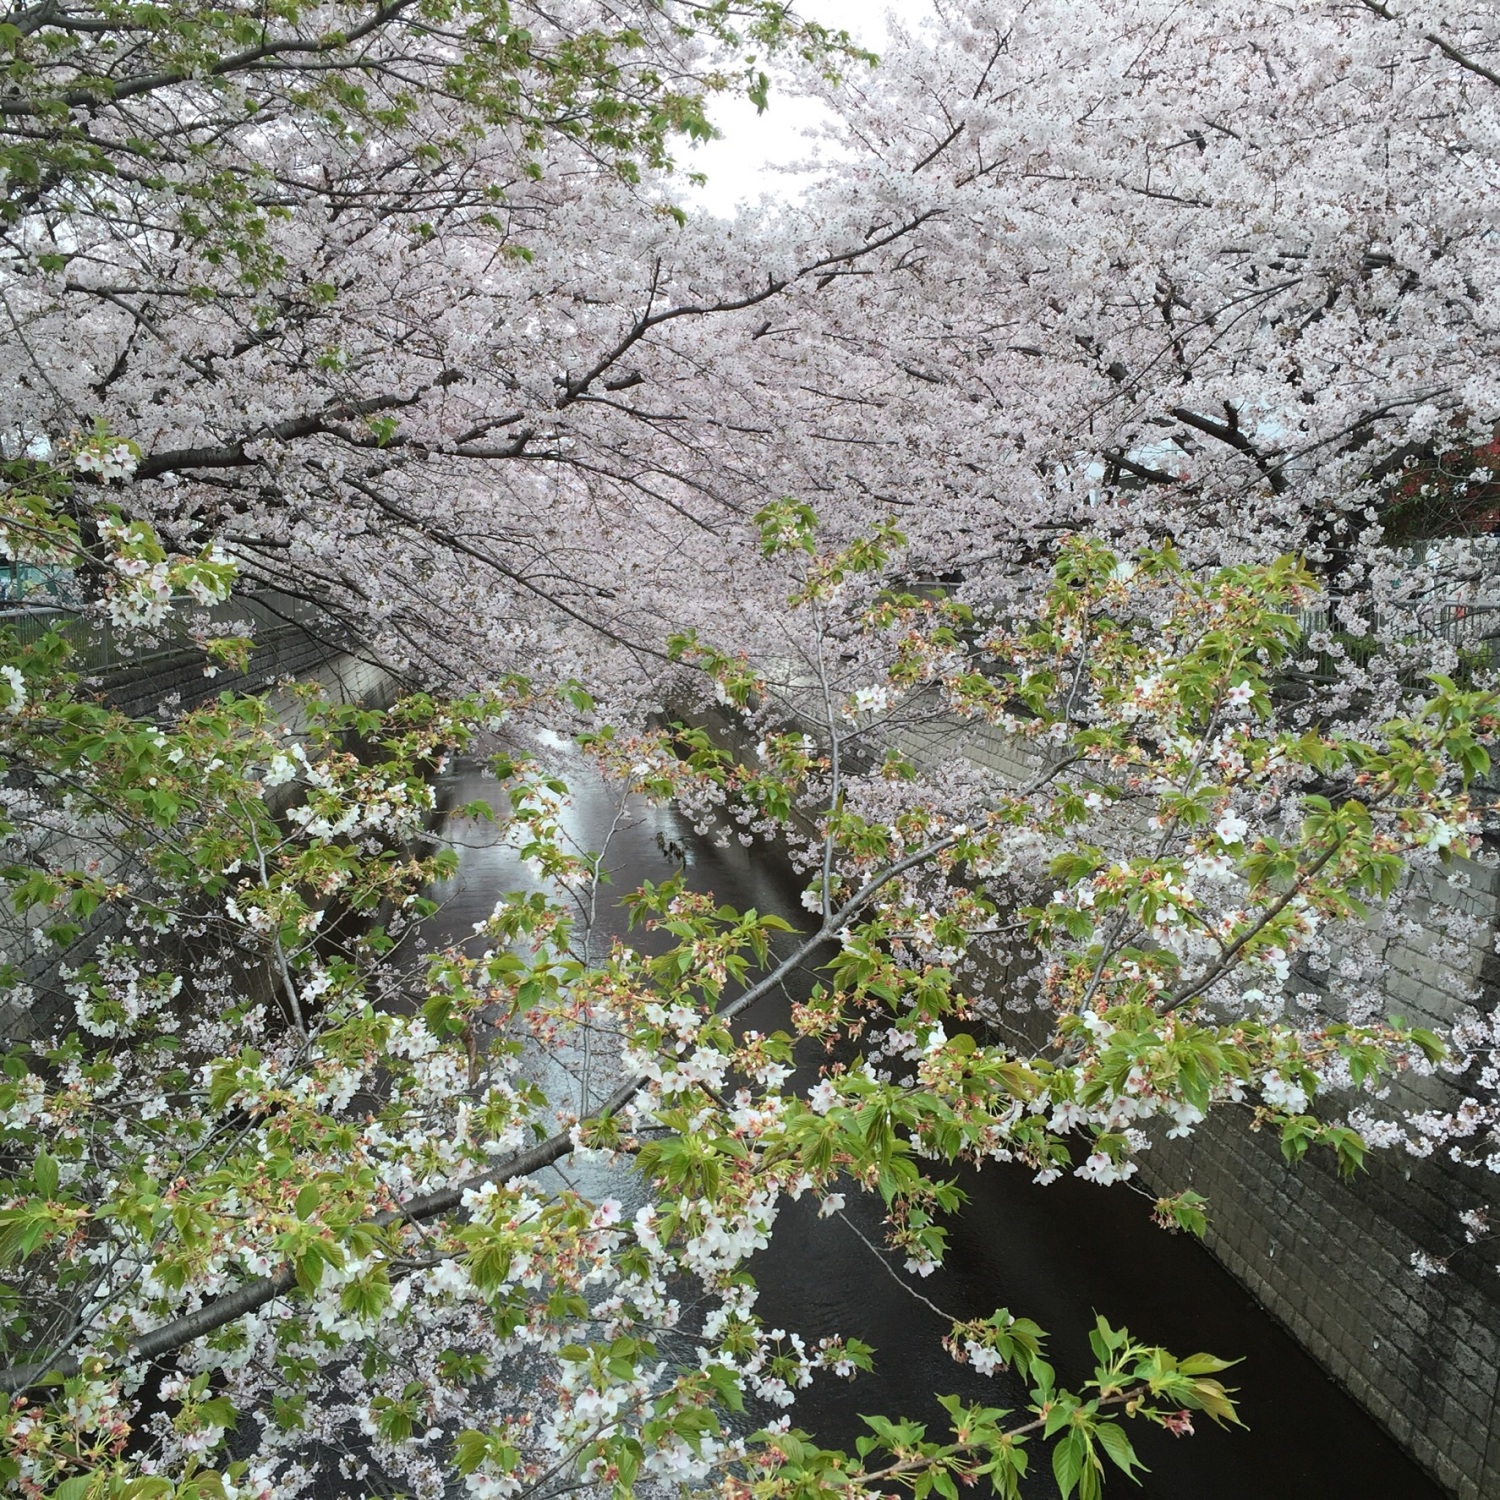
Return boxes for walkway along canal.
[425,745,1448,1500]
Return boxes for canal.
[426,744,1448,1500]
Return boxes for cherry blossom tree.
[8,0,1499,703]
[0,0,904,694]
[4,2,1500,1497]
[680,0,1500,594]
[0,492,1492,1499]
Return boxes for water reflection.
[423,747,1446,1500]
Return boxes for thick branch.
[0,816,978,1392]
[0,1069,644,1395]
[1169,405,1288,494]
[557,213,939,404]
[135,387,447,480]
[0,0,421,115]
[1358,0,1500,89]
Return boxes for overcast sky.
[683,1,930,215]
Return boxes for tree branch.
[1358,0,1500,90]
[0,0,422,115]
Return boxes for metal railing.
[1293,600,1500,684]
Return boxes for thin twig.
[836,1211,962,1323]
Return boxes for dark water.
[426,749,1449,1500]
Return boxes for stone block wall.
[880,704,1500,1500]
[103,626,395,721]
[1150,1104,1500,1498]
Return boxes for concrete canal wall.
[0,611,399,1042]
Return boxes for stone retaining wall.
[882,707,1500,1500]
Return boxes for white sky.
[683,1,930,216]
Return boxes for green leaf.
[1154,1190,1208,1237]
[33,1151,58,1200]
[121,1479,176,1499]
[454,1429,491,1474]
[1186,1377,1244,1428]
[1052,1428,1084,1500]
[1409,1027,1446,1064]
[51,1479,99,1500]
[1093,1421,1145,1480]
